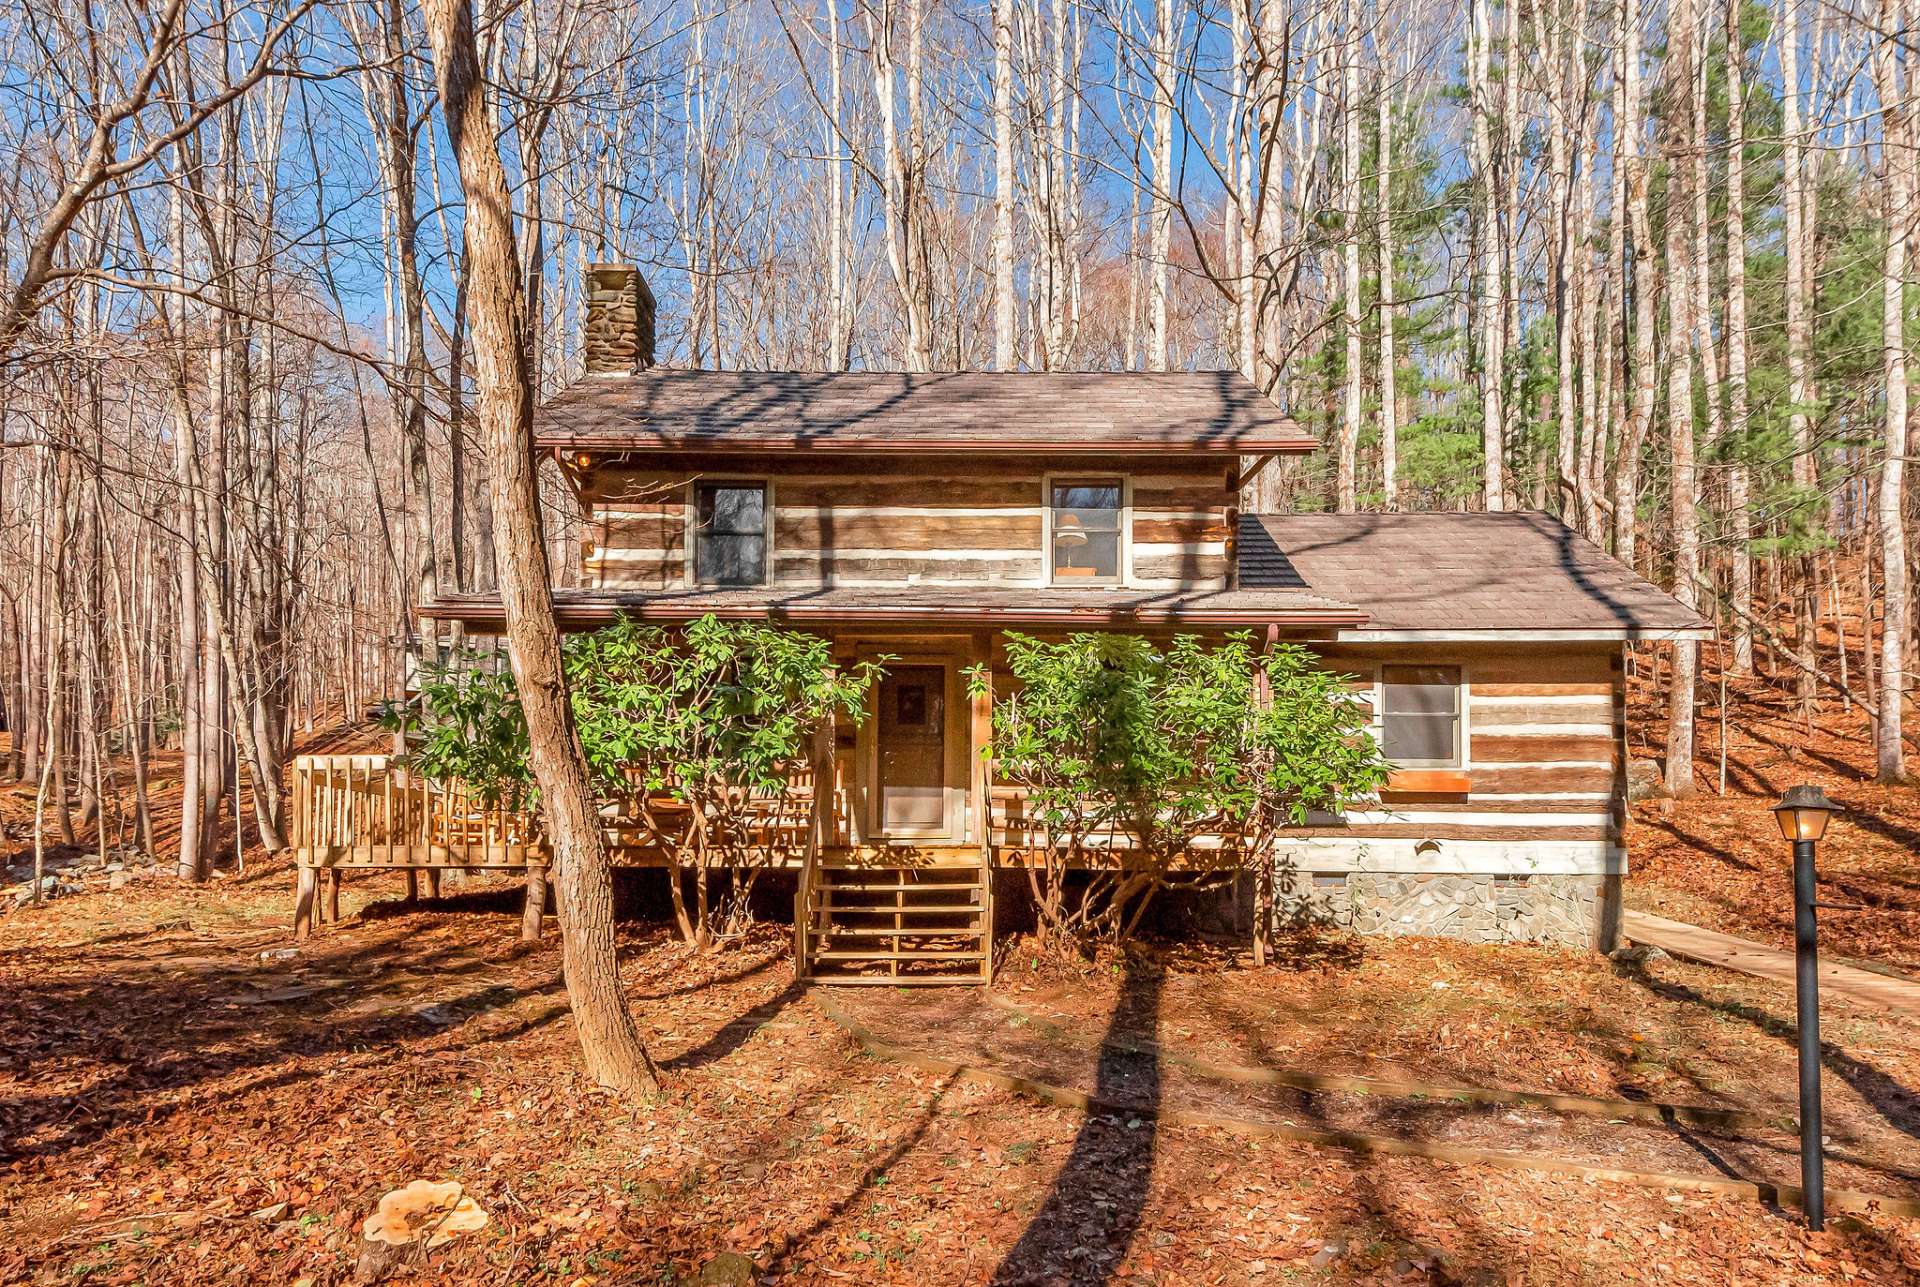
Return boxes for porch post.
[294,863,317,941]
[522,863,548,942]
[971,630,995,981]
[1252,624,1279,967]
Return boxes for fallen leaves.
[3,772,1920,1284]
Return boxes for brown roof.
[1238,511,1714,636]
[534,369,1318,454]
[422,585,1365,632]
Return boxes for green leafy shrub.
[388,615,884,945]
[973,632,1386,951]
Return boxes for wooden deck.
[290,755,1248,873]
[287,754,1248,981]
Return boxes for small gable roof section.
[1240,512,1715,641]
[535,369,1318,455]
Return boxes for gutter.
[419,596,1369,632]
[533,436,1321,457]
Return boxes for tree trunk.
[1781,0,1813,494]
[1469,0,1505,511]
[1337,0,1361,513]
[1146,0,1174,372]
[1376,67,1397,512]
[1723,0,1754,673]
[992,0,1015,371]
[422,0,661,1094]
[1615,0,1656,566]
[1664,0,1700,800]
[1876,0,1910,783]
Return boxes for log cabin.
[290,264,1712,982]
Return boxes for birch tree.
[1664,0,1700,799]
[1875,0,1909,783]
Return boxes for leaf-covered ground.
[3,861,1919,1286]
[1625,651,1920,974]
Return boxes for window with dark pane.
[1050,479,1122,582]
[694,482,767,586]
[1380,665,1461,766]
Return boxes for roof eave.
[534,435,1320,456]
[1331,625,1717,643]
[420,596,1367,633]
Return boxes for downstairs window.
[1380,665,1463,768]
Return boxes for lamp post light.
[1771,783,1837,1231]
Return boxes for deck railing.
[292,754,841,867]
[293,754,545,868]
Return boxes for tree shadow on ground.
[1635,816,1762,874]
[990,952,1163,1287]
[1615,960,1920,1143]
[1738,724,1869,785]
[0,926,549,1164]
[760,1073,953,1276]
[664,981,805,1070]
[0,907,794,1168]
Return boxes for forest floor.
[3,663,1920,1285]
[2,866,1920,1286]
[1624,646,1920,975]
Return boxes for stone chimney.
[583,263,655,374]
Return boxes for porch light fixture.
[1771,784,1835,842]
[1771,782,1838,1230]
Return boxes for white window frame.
[686,476,774,589]
[1042,473,1131,587]
[1373,662,1470,770]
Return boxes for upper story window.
[1380,665,1463,767]
[1049,478,1123,584]
[693,481,768,586]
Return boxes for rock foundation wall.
[1276,872,1607,949]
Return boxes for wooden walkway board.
[1623,910,1920,1018]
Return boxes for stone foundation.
[1275,872,1608,949]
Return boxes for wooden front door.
[876,664,952,837]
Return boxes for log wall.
[577,453,1235,592]
[1276,643,1627,877]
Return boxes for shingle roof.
[422,584,1365,631]
[1238,511,1714,636]
[534,369,1318,454]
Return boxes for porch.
[288,747,1251,984]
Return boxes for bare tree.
[421,0,662,1094]
[1336,0,1360,512]
[1664,0,1700,799]
[992,0,1017,370]
[1468,0,1505,511]
[1723,0,1753,674]
[1875,0,1909,783]
[1145,0,1174,371]
[1376,52,1396,511]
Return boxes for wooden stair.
[796,864,993,985]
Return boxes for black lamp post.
[1771,783,1837,1231]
